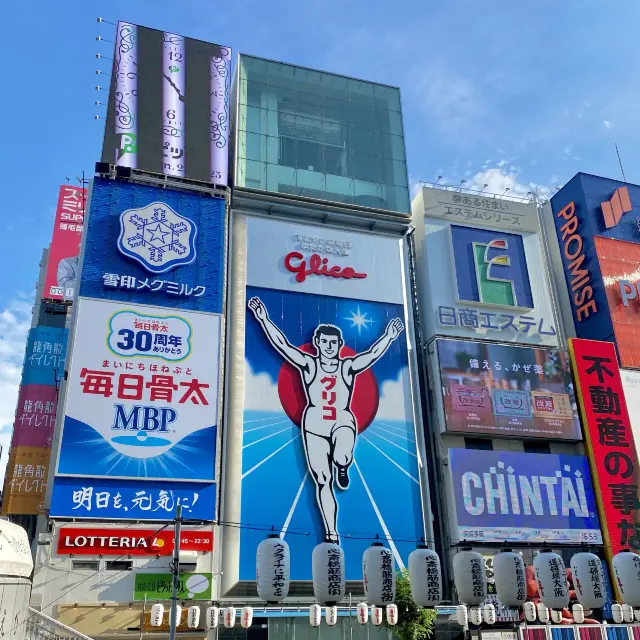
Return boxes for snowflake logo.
[117,202,197,274]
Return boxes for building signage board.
[621,369,640,461]
[57,527,212,555]
[50,476,215,521]
[234,216,425,580]
[415,187,559,345]
[449,448,601,543]
[55,297,220,482]
[101,22,231,186]
[1,447,51,515]
[550,173,640,367]
[436,338,581,439]
[11,385,58,448]
[133,572,212,601]
[44,185,87,300]
[21,327,68,387]
[569,339,640,560]
[80,178,226,313]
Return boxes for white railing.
[25,607,94,640]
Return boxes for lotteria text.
[284,252,367,284]
[556,201,598,322]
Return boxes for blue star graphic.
[147,224,169,243]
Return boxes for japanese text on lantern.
[569,339,640,555]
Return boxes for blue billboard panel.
[450,448,602,543]
[50,476,215,520]
[56,299,220,482]
[22,327,68,386]
[80,178,225,313]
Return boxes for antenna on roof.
[615,143,627,182]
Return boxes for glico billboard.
[551,173,640,368]
[101,22,231,186]
[413,187,560,346]
[222,215,429,588]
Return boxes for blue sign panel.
[22,327,68,386]
[50,476,215,520]
[80,178,225,313]
[450,448,602,543]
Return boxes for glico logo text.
[556,201,597,322]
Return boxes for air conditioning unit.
[179,550,198,570]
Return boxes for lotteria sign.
[449,448,601,543]
[57,528,212,555]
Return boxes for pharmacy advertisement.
[237,217,425,580]
[55,298,220,482]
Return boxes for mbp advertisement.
[436,338,581,439]
[227,216,426,582]
[449,449,601,543]
[44,185,86,300]
[101,22,231,186]
[80,178,226,313]
[416,187,559,346]
[50,298,220,521]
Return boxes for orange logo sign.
[601,186,632,228]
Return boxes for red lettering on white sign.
[284,252,367,284]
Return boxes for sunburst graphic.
[345,306,374,335]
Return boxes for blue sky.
[1,0,639,474]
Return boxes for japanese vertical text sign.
[51,297,220,520]
[80,178,225,313]
[101,22,231,186]
[235,216,425,581]
[44,185,87,300]
[569,339,640,564]
[21,327,68,386]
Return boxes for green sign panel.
[133,573,212,601]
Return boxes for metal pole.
[169,504,182,640]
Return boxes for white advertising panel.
[621,369,640,460]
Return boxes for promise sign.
[569,339,640,584]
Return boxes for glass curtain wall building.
[234,55,410,213]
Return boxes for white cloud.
[0,298,33,485]
[376,367,415,422]
[244,362,286,413]
[463,166,551,200]
[604,120,612,129]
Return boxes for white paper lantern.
[240,606,253,629]
[223,607,236,628]
[611,603,624,623]
[453,548,487,605]
[187,606,200,629]
[363,542,396,606]
[524,601,537,622]
[356,603,368,624]
[493,550,526,607]
[312,542,345,605]
[256,535,290,602]
[469,606,482,626]
[570,552,606,609]
[483,603,496,625]
[386,604,398,625]
[613,551,640,607]
[171,606,182,628]
[455,605,468,626]
[536,602,550,624]
[206,606,219,630]
[309,604,322,627]
[150,603,164,627]
[534,549,569,609]
[326,606,338,626]
[572,604,585,624]
[408,546,442,606]
[371,606,384,625]
[550,609,563,624]
[622,604,634,623]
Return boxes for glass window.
[324,96,347,122]
[326,174,354,204]
[381,158,408,188]
[464,437,493,450]
[350,153,380,183]
[374,83,402,112]
[72,560,99,571]
[266,60,294,89]
[243,159,266,189]
[240,56,267,85]
[296,140,324,172]
[262,85,295,114]
[296,91,324,120]
[386,185,410,212]
[297,168,327,195]
[325,146,348,177]
[348,103,376,130]
[378,132,406,161]
[295,114,326,145]
[376,109,404,136]
[241,106,269,135]
[348,78,375,106]
[243,132,266,162]
[354,180,384,209]
[320,72,348,101]
[349,127,377,157]
[105,560,132,571]
[239,79,265,108]
[294,66,324,96]
[267,163,296,193]
[524,441,551,454]
[266,135,284,166]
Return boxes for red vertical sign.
[569,339,640,565]
[44,185,86,300]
